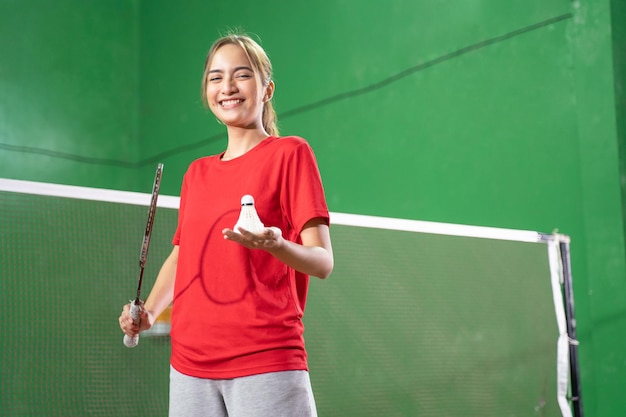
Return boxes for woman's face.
[205,43,270,130]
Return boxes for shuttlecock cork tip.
[234,194,264,234]
[241,195,254,206]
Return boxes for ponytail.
[263,100,279,137]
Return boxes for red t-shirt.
[170,136,330,379]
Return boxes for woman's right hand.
[119,303,154,337]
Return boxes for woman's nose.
[222,77,238,94]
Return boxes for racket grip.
[123,299,143,348]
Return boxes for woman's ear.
[263,80,275,102]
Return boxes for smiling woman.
[118,32,333,417]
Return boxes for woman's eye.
[237,73,252,79]
[209,76,222,82]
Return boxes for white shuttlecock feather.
[234,194,264,234]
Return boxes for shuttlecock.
[234,194,264,234]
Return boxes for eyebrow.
[208,66,254,74]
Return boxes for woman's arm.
[222,217,334,279]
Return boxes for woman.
[119,32,333,417]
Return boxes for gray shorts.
[169,366,318,417]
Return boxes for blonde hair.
[201,33,279,137]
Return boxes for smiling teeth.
[221,99,242,106]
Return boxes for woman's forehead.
[210,44,252,69]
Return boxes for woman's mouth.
[220,99,243,108]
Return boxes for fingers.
[223,226,282,249]
[268,226,282,240]
[119,304,139,337]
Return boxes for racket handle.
[123,299,143,348]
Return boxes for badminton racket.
[124,163,163,348]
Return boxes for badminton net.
[0,178,575,417]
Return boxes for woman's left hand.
[223,226,284,250]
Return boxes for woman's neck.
[222,127,270,160]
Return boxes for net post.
[558,237,583,417]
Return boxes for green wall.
[572,0,626,412]
[1,0,625,415]
[611,0,626,252]
[0,0,140,190]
